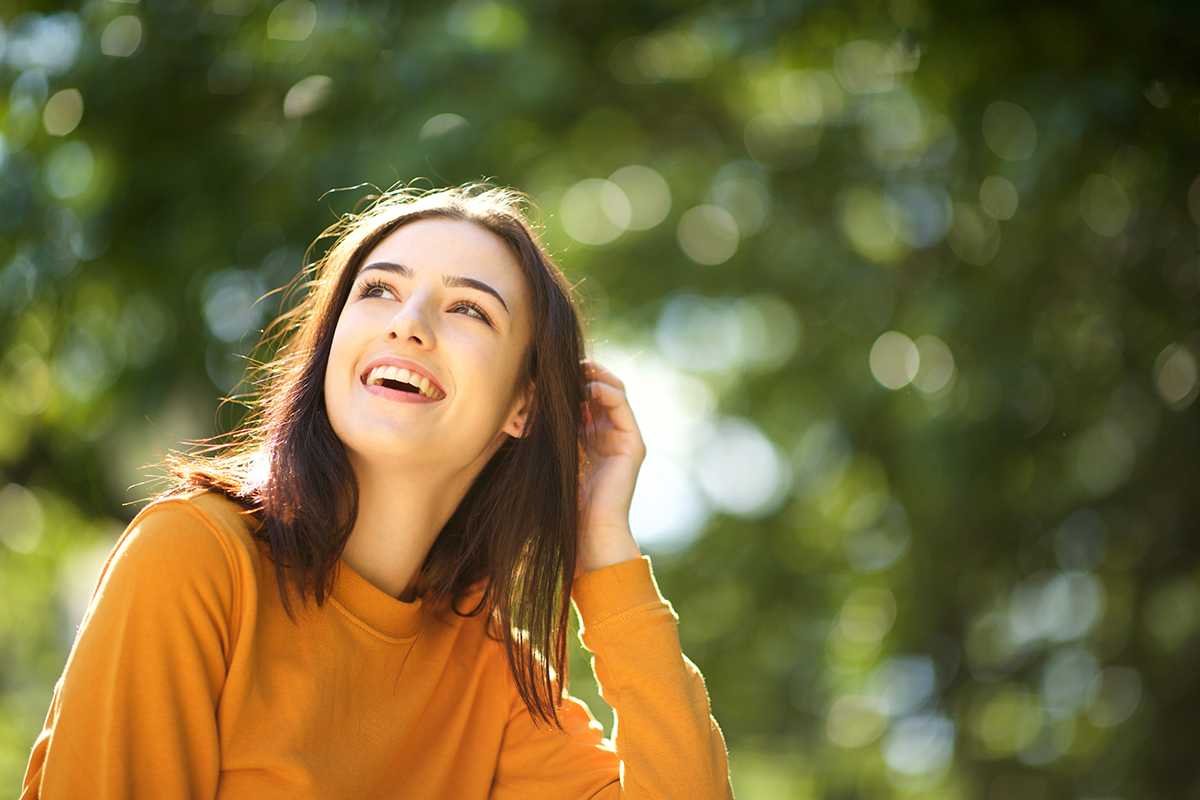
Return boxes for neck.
[339,457,479,601]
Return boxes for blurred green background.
[2,0,1199,796]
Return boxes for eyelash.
[450,300,494,326]
[357,279,494,327]
[358,279,392,300]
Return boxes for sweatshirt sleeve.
[21,499,240,800]
[490,556,733,800]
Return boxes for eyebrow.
[359,261,509,312]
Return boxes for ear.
[501,381,534,438]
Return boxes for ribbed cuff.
[571,555,675,629]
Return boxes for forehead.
[363,217,523,286]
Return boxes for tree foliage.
[2,0,1198,796]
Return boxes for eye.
[450,300,493,326]
[358,279,395,300]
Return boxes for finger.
[584,380,640,434]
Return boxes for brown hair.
[172,185,585,727]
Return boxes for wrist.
[577,525,642,575]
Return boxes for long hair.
[170,185,585,727]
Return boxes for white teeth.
[365,365,442,400]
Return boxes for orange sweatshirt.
[22,492,732,799]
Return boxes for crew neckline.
[330,558,428,641]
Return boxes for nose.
[386,296,436,348]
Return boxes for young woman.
[22,186,733,799]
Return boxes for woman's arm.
[22,499,236,800]
[575,361,646,574]
[578,555,734,799]
[491,555,732,800]
[489,362,733,799]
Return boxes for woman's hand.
[577,360,645,575]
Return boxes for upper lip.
[360,357,446,399]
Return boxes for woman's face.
[323,217,533,478]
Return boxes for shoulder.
[104,491,263,595]
[70,492,265,653]
[129,489,260,549]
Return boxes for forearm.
[573,557,733,800]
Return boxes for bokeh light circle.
[677,205,739,265]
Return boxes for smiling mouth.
[365,365,445,400]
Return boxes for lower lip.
[362,382,439,403]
